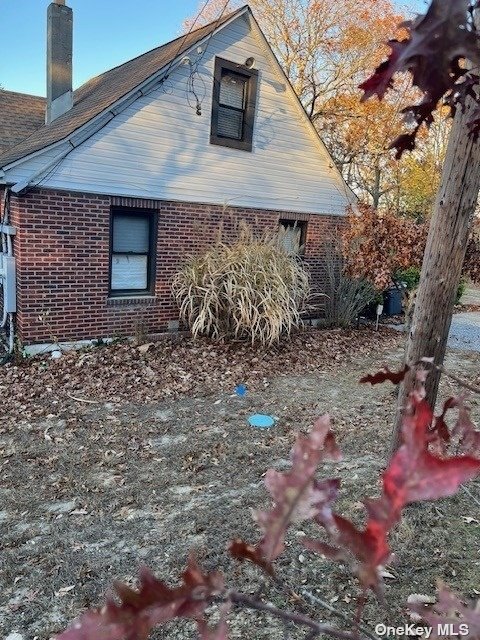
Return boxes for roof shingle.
[0,91,46,155]
[0,7,247,169]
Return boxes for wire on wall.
[185,0,233,116]
[162,0,214,84]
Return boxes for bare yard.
[1,328,479,639]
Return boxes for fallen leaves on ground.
[0,328,402,423]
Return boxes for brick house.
[0,2,353,351]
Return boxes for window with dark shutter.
[211,57,258,151]
[110,210,156,296]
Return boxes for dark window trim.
[108,207,158,298]
[279,219,308,257]
[210,57,259,152]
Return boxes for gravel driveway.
[449,311,480,351]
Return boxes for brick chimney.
[46,0,73,124]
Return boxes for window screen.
[217,73,247,140]
[110,212,155,294]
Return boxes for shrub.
[341,205,428,290]
[394,266,420,291]
[456,277,466,304]
[323,237,377,327]
[395,267,466,304]
[171,224,311,346]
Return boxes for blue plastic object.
[248,414,275,429]
[235,384,247,397]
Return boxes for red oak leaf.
[56,556,225,640]
[229,539,274,576]
[305,490,395,596]
[360,365,410,386]
[230,415,340,571]
[384,446,480,506]
[334,515,391,593]
[360,0,480,155]
[385,392,480,509]
[255,416,340,562]
[304,375,480,596]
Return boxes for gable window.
[110,210,156,296]
[210,57,258,152]
[278,220,307,256]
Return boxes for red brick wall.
[9,188,344,344]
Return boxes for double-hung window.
[210,57,258,152]
[110,210,156,296]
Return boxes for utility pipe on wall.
[0,188,16,354]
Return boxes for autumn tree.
[341,204,479,291]
[387,112,451,220]
[360,0,480,449]
[321,89,411,208]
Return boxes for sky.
[1,0,425,97]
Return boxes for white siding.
[6,15,350,215]
[3,143,71,185]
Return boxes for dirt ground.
[1,327,479,640]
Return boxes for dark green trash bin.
[384,287,403,316]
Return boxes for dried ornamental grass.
[323,235,377,328]
[171,225,311,345]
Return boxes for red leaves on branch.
[412,583,480,639]
[230,415,341,573]
[233,367,480,597]
[453,403,480,458]
[56,556,225,640]
[360,0,480,156]
[303,372,480,596]
[342,205,479,288]
[360,364,410,385]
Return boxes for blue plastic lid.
[248,414,275,429]
[235,384,247,397]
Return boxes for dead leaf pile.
[0,328,401,423]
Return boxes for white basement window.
[110,210,156,296]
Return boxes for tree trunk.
[392,99,480,451]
